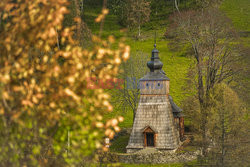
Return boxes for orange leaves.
[0,0,131,162]
[4,3,16,12]
[118,116,124,122]
[2,74,10,83]
[104,117,124,139]
[0,109,4,115]
[95,122,104,128]
[95,9,109,23]
[48,27,56,38]
[123,46,130,60]
[21,100,34,107]
[74,17,81,24]
[64,88,80,102]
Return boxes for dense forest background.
[0,0,249,166]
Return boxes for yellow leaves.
[15,48,22,55]
[108,35,115,43]
[95,122,104,128]
[62,51,70,58]
[49,102,56,108]
[6,44,11,51]
[74,17,81,23]
[118,116,124,122]
[53,66,60,77]
[102,100,109,106]
[122,46,130,60]
[114,58,121,64]
[48,27,56,37]
[68,76,75,84]
[95,9,109,23]
[4,3,16,12]
[44,44,51,52]
[102,9,109,15]
[95,141,101,149]
[22,100,34,107]
[5,37,11,43]
[98,93,110,100]
[97,48,105,59]
[13,86,22,92]
[96,115,103,120]
[105,128,115,139]
[62,27,70,37]
[102,100,113,111]
[11,112,22,121]
[3,13,8,20]
[47,14,53,21]
[0,0,132,160]
[59,6,67,14]
[32,96,39,104]
[3,91,10,99]
[36,93,44,99]
[43,56,48,63]
[76,63,83,69]
[0,109,4,115]
[64,88,80,102]
[1,74,10,83]
[111,119,118,126]
[114,126,120,132]
[65,45,71,51]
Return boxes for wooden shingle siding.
[126,94,180,153]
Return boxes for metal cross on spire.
[154,30,157,48]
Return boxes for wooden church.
[126,44,184,153]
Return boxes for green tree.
[207,84,249,166]
[167,7,242,156]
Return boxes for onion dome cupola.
[147,44,163,72]
[140,44,170,81]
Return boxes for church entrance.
[143,126,156,147]
[146,133,154,147]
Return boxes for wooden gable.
[143,126,156,133]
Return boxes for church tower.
[126,44,181,153]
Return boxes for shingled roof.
[169,95,184,118]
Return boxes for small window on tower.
[146,83,149,87]
[158,83,160,86]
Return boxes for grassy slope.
[84,5,192,128]
[220,0,250,31]
[221,0,250,47]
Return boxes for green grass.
[221,0,250,31]
[220,0,250,47]
[121,163,183,167]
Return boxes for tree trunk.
[221,109,225,167]
[73,0,81,40]
[138,24,141,38]
[194,48,209,156]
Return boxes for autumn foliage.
[0,0,129,166]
